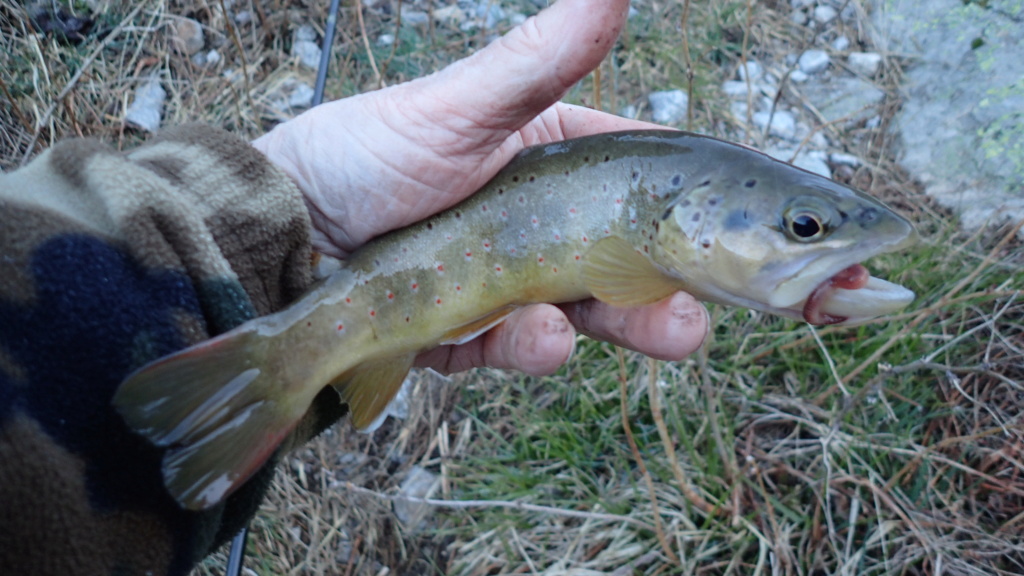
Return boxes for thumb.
[412,0,629,148]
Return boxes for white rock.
[509,12,527,26]
[831,36,850,51]
[377,33,394,46]
[722,80,753,98]
[830,152,862,167]
[288,82,315,109]
[790,0,814,7]
[794,151,832,177]
[848,52,882,77]
[393,466,441,528]
[813,5,838,24]
[648,90,688,124]
[291,40,321,69]
[790,9,808,25]
[790,70,809,83]
[798,49,831,74]
[294,24,317,43]
[234,10,252,24]
[753,110,796,139]
[737,60,763,82]
[619,104,638,119]
[205,49,221,65]
[432,5,465,25]
[125,77,165,132]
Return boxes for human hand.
[252,0,709,376]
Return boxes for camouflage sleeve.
[0,125,333,575]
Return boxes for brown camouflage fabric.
[0,125,347,575]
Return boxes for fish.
[113,130,916,510]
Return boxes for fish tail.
[114,329,307,510]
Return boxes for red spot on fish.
[456,285,462,291]
[538,256,544,263]
[501,210,508,218]
[481,205,488,212]
[393,257,399,262]
[575,254,581,260]
[483,242,491,250]
[569,207,577,214]
[615,198,623,204]
[554,233,561,241]
[411,283,419,291]
[510,248,517,254]
[582,235,588,243]
[495,266,502,272]
[369,310,376,317]
[387,292,394,300]
[306,321,311,327]
[345,297,352,304]
[337,324,344,331]
[518,195,526,204]
[405,316,410,323]
[436,298,442,305]
[437,264,445,272]
[552,267,558,273]
[465,252,472,258]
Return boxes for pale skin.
[252,0,709,377]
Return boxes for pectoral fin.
[333,353,416,430]
[439,305,516,346]
[582,236,683,307]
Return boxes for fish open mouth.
[802,263,914,326]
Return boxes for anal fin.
[582,236,683,307]
[333,353,417,430]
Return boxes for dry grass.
[2,1,1021,575]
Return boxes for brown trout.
[114,130,916,510]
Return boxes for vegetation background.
[1,0,1021,574]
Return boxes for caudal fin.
[114,329,305,510]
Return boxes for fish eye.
[784,210,829,242]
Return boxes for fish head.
[652,140,917,326]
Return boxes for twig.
[341,481,656,531]
[354,0,383,88]
[617,348,681,565]
[679,0,694,130]
[645,357,721,516]
[20,1,148,166]
[218,0,255,117]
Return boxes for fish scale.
[113,130,916,510]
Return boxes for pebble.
[294,24,317,43]
[798,49,831,74]
[400,8,429,26]
[830,152,862,167]
[125,77,165,132]
[394,466,440,527]
[813,5,838,24]
[170,17,204,55]
[288,82,315,109]
[789,70,809,83]
[847,52,882,77]
[205,49,220,65]
[722,80,753,98]
[831,36,850,51]
[790,9,807,25]
[377,33,395,46]
[648,90,688,124]
[619,104,638,119]
[753,110,796,140]
[234,10,252,25]
[737,60,763,82]
[292,40,321,69]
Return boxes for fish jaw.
[761,229,918,326]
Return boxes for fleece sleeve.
[0,125,343,576]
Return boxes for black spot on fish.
[701,240,711,248]
[604,155,610,162]
[529,176,535,182]
[427,222,433,230]
[858,207,879,226]
[513,175,520,182]
[699,180,711,188]
[584,156,590,162]
[745,179,757,188]
[708,197,719,206]
[455,211,462,219]
[498,188,504,195]
[632,170,640,180]
[671,174,682,187]
[681,199,691,207]
[692,212,701,222]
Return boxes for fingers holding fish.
[415,304,576,377]
[561,292,710,362]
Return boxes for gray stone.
[291,40,321,69]
[847,52,882,77]
[798,49,831,74]
[831,36,850,51]
[393,466,440,528]
[294,24,317,43]
[791,9,808,25]
[800,77,884,125]
[170,17,204,55]
[619,104,638,119]
[753,110,797,140]
[400,8,430,26]
[790,70,810,83]
[813,5,838,24]
[204,49,221,65]
[830,152,862,167]
[288,82,315,109]
[738,60,763,82]
[125,77,165,132]
[872,0,1024,233]
[648,90,689,124]
[377,33,395,46]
